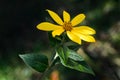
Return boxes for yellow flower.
[37,9,96,44]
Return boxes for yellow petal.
[67,31,81,44]
[71,14,85,26]
[73,26,96,35]
[37,22,62,31]
[63,11,70,22]
[47,10,63,25]
[52,28,65,37]
[72,30,95,42]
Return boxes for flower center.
[63,22,72,31]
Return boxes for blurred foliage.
[0,66,32,80]
[0,0,120,80]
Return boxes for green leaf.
[56,47,95,75]
[65,58,95,75]
[19,54,48,72]
[67,49,84,61]
[57,47,69,63]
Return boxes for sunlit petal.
[72,30,95,42]
[37,22,62,31]
[71,14,85,26]
[67,31,81,44]
[52,28,65,37]
[63,11,70,22]
[73,26,96,35]
[47,10,63,25]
